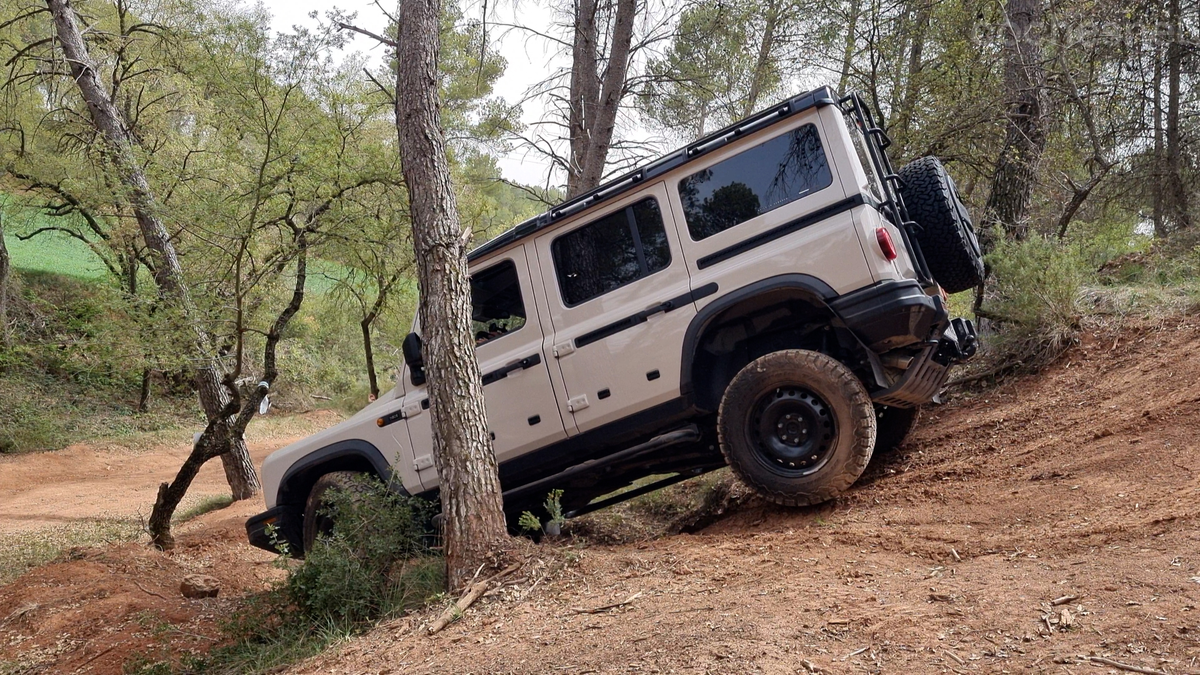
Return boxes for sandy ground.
[0,411,340,533]
[3,319,1200,674]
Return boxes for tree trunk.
[148,240,309,548]
[892,0,932,159]
[0,214,9,350]
[362,316,379,400]
[46,0,259,498]
[395,0,510,591]
[743,0,780,117]
[566,0,637,197]
[838,0,861,93]
[983,0,1047,243]
[1164,0,1191,231]
[1152,35,1166,237]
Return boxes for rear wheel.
[717,350,876,506]
[897,156,984,294]
[873,405,920,455]
[302,471,365,554]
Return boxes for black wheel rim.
[747,386,836,476]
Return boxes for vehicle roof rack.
[467,86,839,262]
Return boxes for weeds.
[173,495,234,524]
[0,519,141,585]
[131,476,442,674]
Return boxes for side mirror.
[402,332,426,386]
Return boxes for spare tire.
[896,156,984,294]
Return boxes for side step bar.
[502,424,701,506]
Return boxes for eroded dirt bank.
[293,317,1200,674]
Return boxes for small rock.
[180,574,220,599]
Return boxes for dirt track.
[2,319,1200,674]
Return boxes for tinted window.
[471,260,526,346]
[552,198,671,306]
[678,124,832,240]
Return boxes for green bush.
[286,476,441,624]
[981,233,1086,368]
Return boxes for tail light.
[875,227,897,261]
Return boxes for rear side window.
[552,197,671,306]
[678,124,832,240]
[471,260,526,346]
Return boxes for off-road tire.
[873,405,920,455]
[302,471,365,554]
[717,350,876,506]
[897,156,984,294]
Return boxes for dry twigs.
[1087,656,1168,675]
[428,561,522,634]
[572,591,643,614]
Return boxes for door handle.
[482,353,543,386]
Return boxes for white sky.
[258,0,564,185]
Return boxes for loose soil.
[4,319,1200,674]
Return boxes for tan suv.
[247,87,982,554]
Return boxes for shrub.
[981,233,1086,368]
[286,476,442,624]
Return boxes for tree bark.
[362,316,379,400]
[148,239,308,548]
[892,0,932,159]
[743,0,781,117]
[395,0,510,591]
[0,214,9,349]
[838,0,861,93]
[566,0,637,197]
[1152,34,1166,237]
[1164,0,1191,231]
[983,0,1047,243]
[46,0,259,498]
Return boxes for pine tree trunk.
[1164,0,1191,231]
[395,0,510,591]
[0,215,9,349]
[566,0,637,197]
[743,0,780,117]
[46,0,259,499]
[983,0,1047,243]
[838,0,861,93]
[1152,35,1167,237]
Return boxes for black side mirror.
[402,332,426,386]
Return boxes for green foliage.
[981,233,1086,367]
[544,489,566,526]
[518,511,542,533]
[287,476,441,624]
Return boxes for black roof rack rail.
[467,86,839,262]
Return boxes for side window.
[678,123,833,240]
[471,260,526,346]
[552,197,671,306]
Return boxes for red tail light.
[875,227,897,261]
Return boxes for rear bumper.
[245,505,300,555]
[829,279,946,351]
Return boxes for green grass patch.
[174,495,235,524]
[0,519,142,586]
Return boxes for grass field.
[3,214,110,279]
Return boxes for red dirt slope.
[292,316,1200,674]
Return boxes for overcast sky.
[257,0,564,185]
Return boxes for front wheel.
[717,350,876,506]
[302,471,364,554]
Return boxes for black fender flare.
[679,274,838,409]
[276,439,401,508]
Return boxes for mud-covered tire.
[302,471,365,554]
[717,350,876,506]
[897,156,984,294]
[873,405,920,455]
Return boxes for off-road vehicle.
[246,87,982,555]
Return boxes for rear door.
[534,182,696,434]
[401,246,567,491]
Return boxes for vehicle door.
[399,245,568,492]
[534,181,696,434]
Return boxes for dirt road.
[0,412,339,533]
